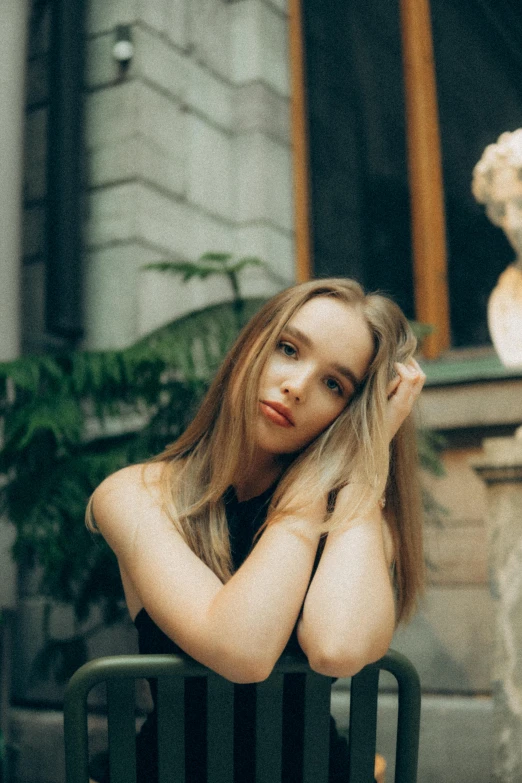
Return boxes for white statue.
[472,129,522,367]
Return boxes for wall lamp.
[113,24,134,65]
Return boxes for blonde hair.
[150,279,424,623]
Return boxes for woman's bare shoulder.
[94,461,164,507]
[91,461,172,551]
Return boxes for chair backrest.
[63,648,420,783]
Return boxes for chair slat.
[348,664,380,782]
[382,651,421,783]
[107,678,137,783]
[395,682,421,783]
[207,672,234,783]
[255,670,284,783]
[157,675,185,783]
[302,670,331,783]
[63,680,90,783]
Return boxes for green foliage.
[145,252,269,318]
[417,428,448,581]
[417,428,446,478]
[0,298,266,632]
[409,320,435,344]
[145,252,265,287]
[0,252,268,683]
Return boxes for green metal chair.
[63,648,420,783]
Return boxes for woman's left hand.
[386,358,426,441]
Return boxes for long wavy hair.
[151,278,424,623]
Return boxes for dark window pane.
[302,0,522,346]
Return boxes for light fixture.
[113,25,134,65]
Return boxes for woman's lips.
[259,401,295,427]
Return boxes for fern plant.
[0,253,267,682]
[0,299,265,613]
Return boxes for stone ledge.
[471,434,522,485]
[418,378,522,431]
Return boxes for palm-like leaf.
[144,252,264,283]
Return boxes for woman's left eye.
[325,377,343,395]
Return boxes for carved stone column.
[472,432,522,783]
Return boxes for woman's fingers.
[386,374,401,398]
[387,360,425,400]
[394,360,426,405]
[386,359,426,440]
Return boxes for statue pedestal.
[472,435,522,782]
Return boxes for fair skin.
[91,297,425,685]
[236,297,375,498]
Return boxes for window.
[290,0,522,358]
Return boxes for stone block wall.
[408,377,522,702]
[23,0,294,352]
[395,444,493,695]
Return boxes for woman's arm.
[298,359,426,678]
[92,463,322,684]
[297,501,396,678]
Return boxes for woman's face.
[255,296,374,457]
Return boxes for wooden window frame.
[289,0,450,359]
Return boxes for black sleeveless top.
[90,485,351,783]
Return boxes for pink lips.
[259,400,295,427]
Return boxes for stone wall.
[397,443,493,694]
[403,377,522,702]
[472,435,522,783]
[23,0,294,352]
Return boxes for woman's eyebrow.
[332,362,361,390]
[283,325,361,389]
[284,324,312,348]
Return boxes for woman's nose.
[281,369,309,401]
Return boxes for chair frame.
[64,647,420,783]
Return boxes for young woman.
[87,278,426,783]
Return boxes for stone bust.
[472,129,522,367]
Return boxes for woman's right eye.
[278,341,297,358]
